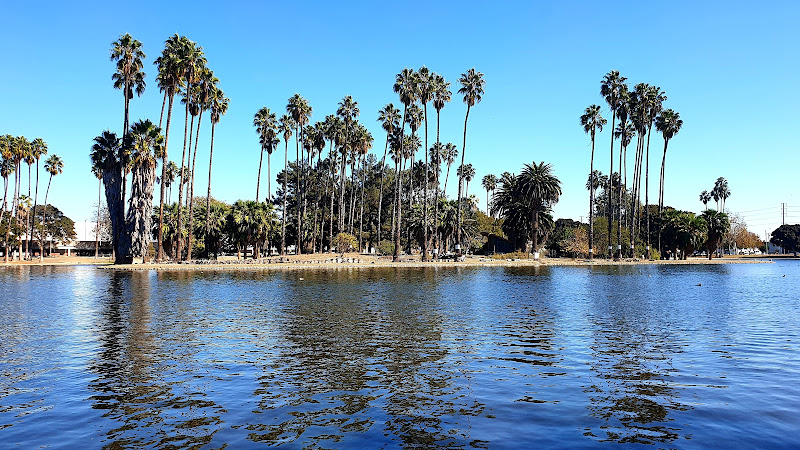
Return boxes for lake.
[1,262,798,448]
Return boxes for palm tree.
[40,155,63,261]
[416,67,434,261]
[26,138,47,259]
[110,33,146,140]
[186,67,215,260]
[154,34,185,261]
[518,162,561,253]
[615,119,635,257]
[431,74,451,255]
[175,39,205,260]
[459,164,476,200]
[355,125,373,251]
[287,94,312,254]
[253,107,277,201]
[600,70,627,257]
[1,141,15,262]
[278,114,295,254]
[655,109,683,211]
[456,68,485,251]
[376,104,401,247]
[205,85,229,258]
[442,143,458,192]
[712,177,731,211]
[700,190,711,211]
[91,131,126,262]
[702,209,729,260]
[126,120,163,262]
[392,68,416,261]
[580,105,606,259]
[482,174,497,213]
[336,96,358,235]
[644,85,667,258]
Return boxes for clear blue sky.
[2,0,798,237]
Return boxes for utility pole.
[782,203,786,225]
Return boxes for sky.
[2,0,798,238]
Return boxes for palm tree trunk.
[205,121,217,259]
[456,106,471,251]
[187,111,203,261]
[159,92,167,128]
[422,104,429,262]
[328,143,335,252]
[393,105,407,262]
[607,107,616,259]
[645,125,652,259]
[377,134,389,247]
[617,138,624,259]
[281,141,289,255]
[157,93,174,261]
[659,140,668,211]
[176,90,191,260]
[434,110,441,258]
[296,126,302,255]
[96,178,101,258]
[266,153,271,202]
[589,133,595,260]
[256,147,264,201]
[40,175,53,261]
[338,149,347,233]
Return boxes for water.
[1,262,799,448]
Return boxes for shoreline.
[1,254,784,271]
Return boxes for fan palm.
[456,68,485,250]
[204,85,229,258]
[254,107,277,201]
[376,104,401,246]
[600,70,627,257]
[699,190,711,211]
[336,96,358,234]
[287,94,312,254]
[644,85,667,258]
[40,154,63,260]
[442,143,458,193]
[126,120,164,261]
[278,114,295,254]
[712,177,731,211]
[655,109,683,211]
[392,68,416,261]
[416,67,434,260]
[615,119,635,257]
[580,105,606,259]
[482,174,497,213]
[91,131,125,262]
[154,34,185,261]
[175,39,206,260]
[110,33,146,139]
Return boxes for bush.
[377,240,395,255]
[333,233,358,254]
[492,250,531,260]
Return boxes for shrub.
[333,233,358,254]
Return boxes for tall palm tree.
[580,105,606,259]
[278,114,295,254]
[126,120,163,262]
[482,174,497,213]
[91,131,126,262]
[205,85,229,258]
[336,96,358,234]
[324,115,343,251]
[431,74,451,255]
[600,70,627,258]
[175,39,205,260]
[700,190,711,211]
[459,164,476,200]
[615,119,635,257]
[110,33,146,140]
[416,67,433,261]
[287,94,312,254]
[456,68,485,251]
[27,138,47,259]
[253,107,277,201]
[712,177,731,211]
[355,125,373,251]
[40,155,63,261]
[655,109,683,211]
[0,140,15,262]
[186,67,215,261]
[154,34,184,260]
[376,104,401,247]
[392,68,416,261]
[644,85,667,258]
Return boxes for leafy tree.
[333,232,358,254]
[770,224,800,255]
[702,210,729,259]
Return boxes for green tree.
[655,108,683,211]
[287,94,312,254]
[110,33,146,141]
[205,85,229,258]
[392,68,416,261]
[376,104,401,246]
[481,174,497,214]
[770,224,800,255]
[702,209,730,259]
[580,104,606,259]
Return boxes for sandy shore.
[86,253,775,271]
